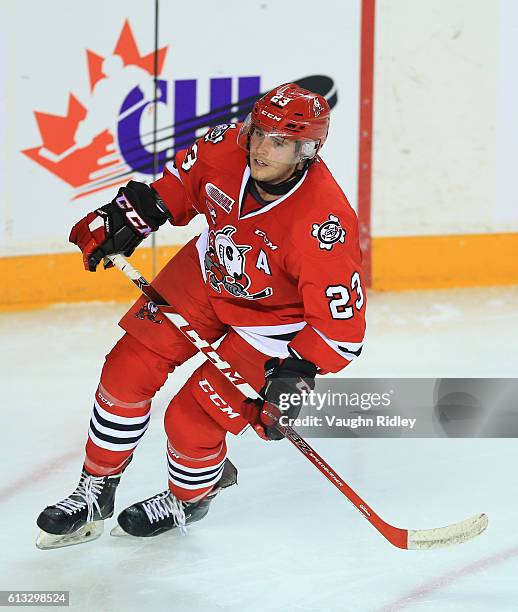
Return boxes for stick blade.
[407,513,488,550]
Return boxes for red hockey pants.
[84,237,268,501]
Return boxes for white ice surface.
[1,286,518,612]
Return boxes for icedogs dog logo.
[135,301,163,324]
[204,226,273,299]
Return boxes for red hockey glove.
[239,357,317,441]
[238,397,281,441]
[239,397,282,441]
[69,181,170,271]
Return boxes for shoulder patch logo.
[311,214,346,251]
[204,124,236,144]
[205,182,235,213]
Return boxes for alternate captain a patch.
[311,214,346,251]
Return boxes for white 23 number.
[270,94,290,107]
[181,143,198,172]
[326,271,364,319]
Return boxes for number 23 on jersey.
[325,271,364,319]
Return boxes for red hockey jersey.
[152,123,366,373]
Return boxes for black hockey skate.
[111,458,237,538]
[36,459,130,550]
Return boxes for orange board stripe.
[372,233,518,290]
[1,245,180,311]
[1,234,518,311]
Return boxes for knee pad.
[101,333,174,402]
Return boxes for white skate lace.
[142,491,187,535]
[55,473,105,522]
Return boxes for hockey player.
[36,83,366,548]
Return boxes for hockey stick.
[107,253,488,550]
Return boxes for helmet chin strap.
[251,157,312,196]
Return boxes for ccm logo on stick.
[199,379,241,419]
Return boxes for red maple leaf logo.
[22,20,168,200]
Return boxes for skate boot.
[36,459,130,550]
[111,458,237,538]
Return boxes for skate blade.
[110,524,130,537]
[110,524,185,537]
[36,521,104,550]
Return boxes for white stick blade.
[408,513,488,550]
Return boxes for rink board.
[2,1,518,309]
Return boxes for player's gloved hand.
[238,397,277,441]
[69,181,170,271]
[239,357,317,441]
[261,357,317,440]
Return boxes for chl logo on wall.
[22,19,337,202]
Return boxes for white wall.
[496,0,518,224]
[372,0,518,237]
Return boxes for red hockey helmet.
[238,83,331,162]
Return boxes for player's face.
[249,127,298,183]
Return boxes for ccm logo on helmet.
[261,110,282,121]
